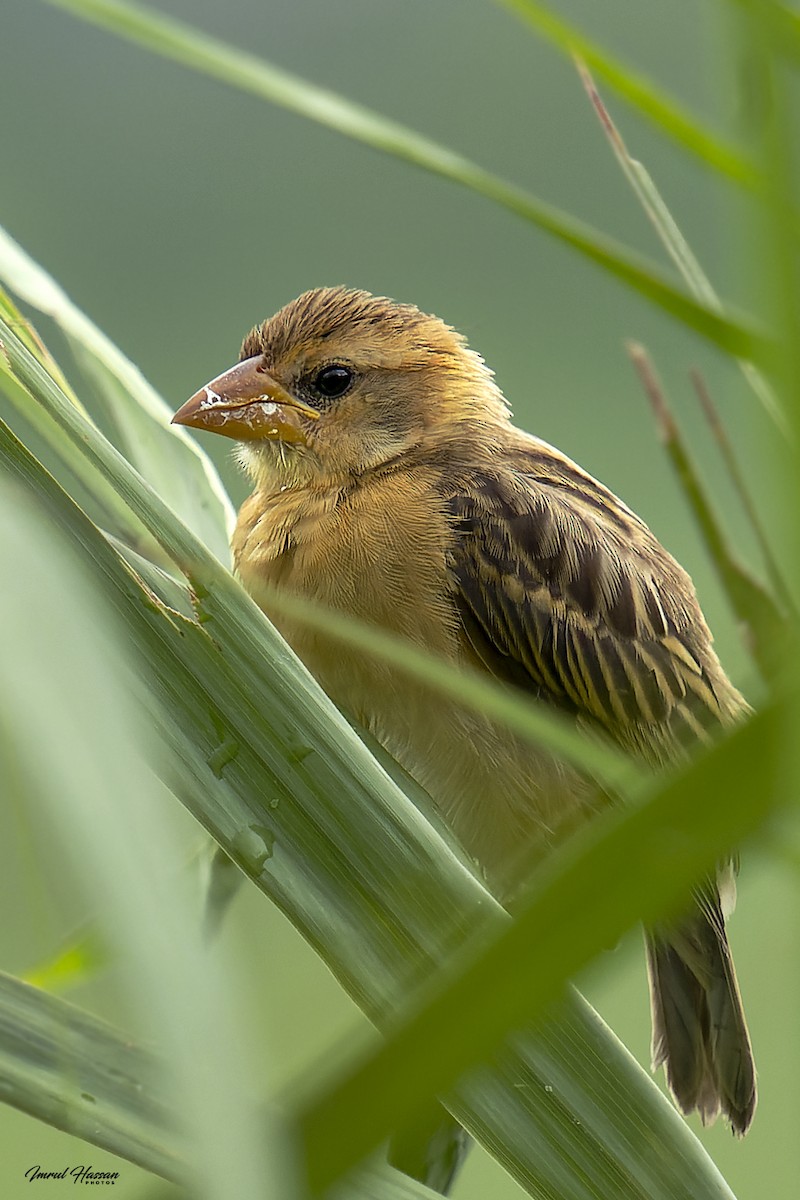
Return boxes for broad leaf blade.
[0,976,443,1200]
[0,972,177,1178]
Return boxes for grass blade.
[495,0,756,185]
[0,977,444,1200]
[0,480,287,1198]
[255,584,640,792]
[627,342,788,679]
[577,61,788,436]
[0,972,178,1178]
[690,368,796,617]
[726,0,800,64]
[42,0,767,362]
[0,224,234,563]
[0,288,166,560]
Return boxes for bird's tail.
[646,893,756,1136]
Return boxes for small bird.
[173,286,756,1134]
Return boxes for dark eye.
[313,364,353,399]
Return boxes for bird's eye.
[313,364,353,399]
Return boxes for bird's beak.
[171,355,320,444]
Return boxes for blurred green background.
[0,1,796,1196]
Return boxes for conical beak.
[171,355,320,444]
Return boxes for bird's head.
[172,287,509,486]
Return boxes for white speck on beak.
[199,384,223,409]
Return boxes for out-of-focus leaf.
[726,0,800,64]
[22,932,106,994]
[42,0,767,362]
[0,971,177,1177]
[0,479,287,1199]
[0,225,234,563]
[495,0,756,185]
[0,976,444,1200]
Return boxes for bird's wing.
[444,447,756,1134]
[444,450,744,760]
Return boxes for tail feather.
[646,890,756,1136]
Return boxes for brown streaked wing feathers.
[439,446,756,1133]
[445,461,746,761]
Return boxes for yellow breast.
[233,469,591,894]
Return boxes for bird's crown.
[240,286,494,382]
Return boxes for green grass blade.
[689,369,796,616]
[0,402,492,1014]
[0,977,444,1200]
[726,0,800,64]
[576,62,788,438]
[627,342,790,679]
[42,0,767,362]
[388,1104,470,1196]
[464,995,736,1200]
[0,972,178,1178]
[0,286,85,409]
[0,288,166,560]
[0,223,234,563]
[0,393,749,1200]
[0,480,288,1198]
[339,1166,451,1200]
[299,703,781,1195]
[732,5,800,410]
[495,0,756,185]
[254,584,641,792]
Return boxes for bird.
[172,285,756,1136]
